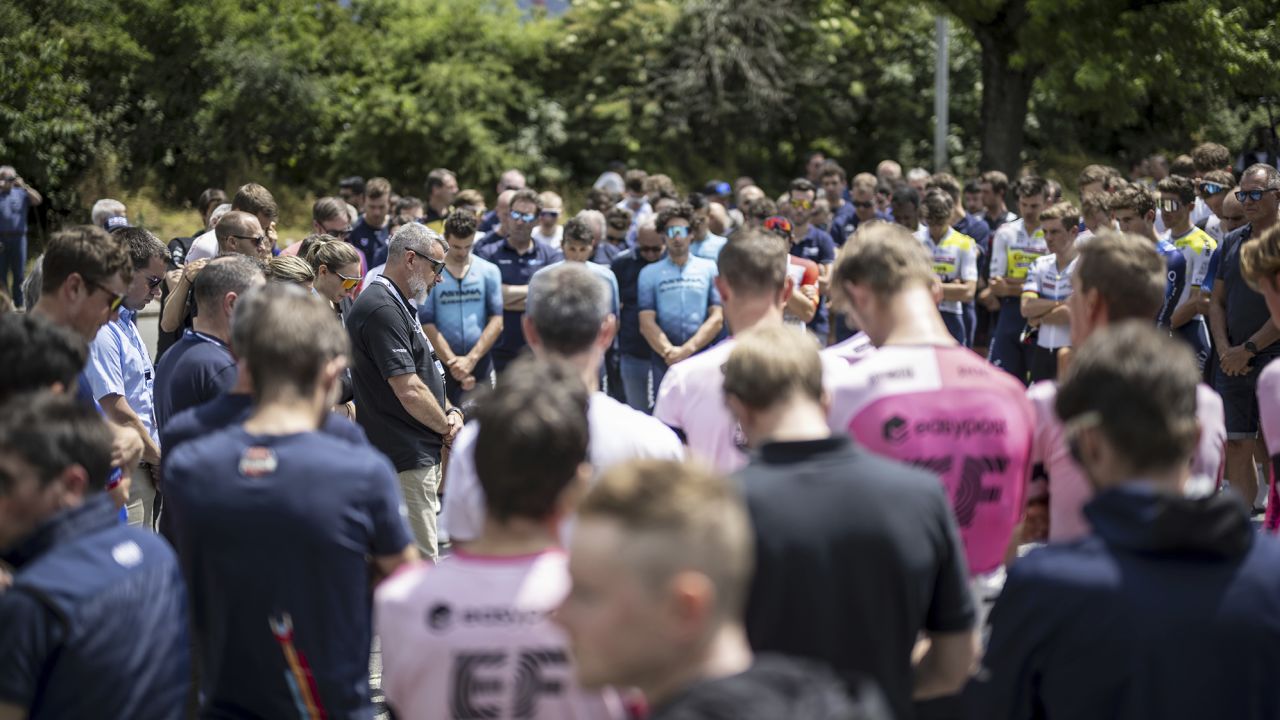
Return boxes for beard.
[407,271,429,303]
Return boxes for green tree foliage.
[1,0,1275,224]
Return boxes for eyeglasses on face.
[852,200,875,209]
[1158,198,1183,213]
[791,198,814,211]
[230,233,270,247]
[540,210,561,219]
[325,226,353,239]
[85,277,126,312]
[664,225,691,240]
[409,248,447,276]
[1236,188,1279,203]
[510,210,536,223]
[335,270,363,290]
[764,215,794,237]
[1199,182,1227,196]
[145,274,164,290]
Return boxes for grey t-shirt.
[347,276,447,472]
[1217,224,1279,355]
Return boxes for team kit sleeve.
[990,229,1011,278]
[1021,258,1043,296]
[484,264,503,318]
[960,238,978,282]
[707,265,723,307]
[817,233,836,264]
[637,266,657,312]
[1188,237,1216,288]
[362,304,419,379]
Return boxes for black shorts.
[1214,358,1274,438]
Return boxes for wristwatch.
[446,407,464,420]
[1246,341,1259,355]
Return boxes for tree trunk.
[977,35,1036,177]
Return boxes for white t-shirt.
[532,225,564,250]
[654,336,847,474]
[185,229,219,263]
[441,391,683,543]
[375,550,624,720]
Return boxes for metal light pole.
[934,14,950,172]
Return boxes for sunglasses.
[510,210,536,223]
[1158,198,1182,213]
[791,198,814,211]
[540,210,561,219]
[1236,188,1279,203]
[336,270,363,291]
[764,215,794,237]
[325,227,353,240]
[665,225,691,240]
[1199,182,1227,196]
[230,233,270,248]
[637,245,664,255]
[86,278,126,312]
[145,274,164,290]
[852,200,874,209]
[409,248,447,276]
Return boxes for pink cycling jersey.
[828,344,1035,575]
[1258,363,1280,532]
[1029,380,1226,541]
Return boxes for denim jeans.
[619,353,653,412]
[0,234,27,307]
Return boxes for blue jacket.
[0,495,191,719]
[972,485,1280,720]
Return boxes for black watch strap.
[1246,341,1259,354]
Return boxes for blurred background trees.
[2,0,1277,228]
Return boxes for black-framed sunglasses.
[1199,182,1227,196]
[230,233,270,248]
[326,227,353,239]
[85,277,126,312]
[409,248,446,276]
[145,274,164,290]
[1236,188,1279,203]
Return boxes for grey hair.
[207,203,233,231]
[1243,163,1280,190]
[91,198,127,228]
[575,209,606,242]
[526,263,611,355]
[22,256,43,310]
[906,167,931,184]
[194,254,266,314]
[387,222,447,266]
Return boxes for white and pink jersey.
[1257,363,1280,532]
[1029,380,1226,542]
[822,331,875,366]
[828,345,1034,575]
[374,550,624,720]
[655,335,847,474]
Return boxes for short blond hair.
[724,324,823,411]
[579,460,754,619]
[266,255,316,286]
[1039,201,1080,228]
[851,172,878,193]
[1241,225,1280,292]
[831,222,935,300]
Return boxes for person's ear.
[596,314,618,352]
[779,275,795,307]
[56,463,89,502]
[223,291,238,319]
[521,315,542,353]
[714,276,732,306]
[666,571,716,641]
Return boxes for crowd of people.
[3,141,1280,720]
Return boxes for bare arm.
[940,280,976,303]
[817,262,832,296]
[1039,304,1071,325]
[639,309,673,355]
[99,395,160,464]
[501,284,528,310]
[18,177,41,206]
[991,276,1024,298]
[422,324,456,364]
[387,372,450,436]
[371,545,419,586]
[1020,295,1059,320]
[467,315,504,362]
[1249,319,1280,353]
[159,281,191,333]
[913,629,980,700]
[1170,287,1207,328]
[786,287,818,323]
[684,305,724,353]
[1208,282,1231,351]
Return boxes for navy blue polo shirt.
[0,494,191,717]
[476,238,562,360]
[789,225,836,336]
[611,248,660,358]
[347,214,389,268]
[165,427,413,719]
[828,202,858,247]
[154,329,238,431]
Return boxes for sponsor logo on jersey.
[880,415,1008,443]
[238,446,278,477]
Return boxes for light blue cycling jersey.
[691,232,728,260]
[417,254,503,356]
[637,255,721,346]
[533,260,621,318]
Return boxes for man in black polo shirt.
[347,223,461,559]
[476,188,563,372]
[725,324,978,720]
